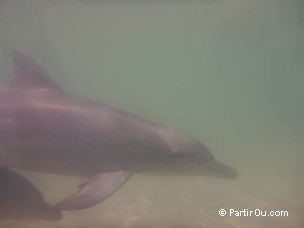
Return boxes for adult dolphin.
[0,167,62,220]
[0,51,237,210]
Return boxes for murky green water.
[0,0,303,227]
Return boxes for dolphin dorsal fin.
[10,50,61,90]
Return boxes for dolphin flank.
[0,51,238,211]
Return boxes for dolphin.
[0,51,237,210]
[0,167,62,220]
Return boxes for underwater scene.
[0,0,303,227]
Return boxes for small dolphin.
[0,167,62,220]
[0,51,237,210]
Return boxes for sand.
[0,169,303,228]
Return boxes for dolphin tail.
[55,170,132,210]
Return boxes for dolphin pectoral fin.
[55,170,132,210]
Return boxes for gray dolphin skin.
[0,51,238,211]
[0,167,62,220]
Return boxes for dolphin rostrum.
[0,167,62,220]
[0,51,237,210]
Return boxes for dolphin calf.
[0,51,237,210]
[0,167,62,220]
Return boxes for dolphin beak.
[203,161,238,179]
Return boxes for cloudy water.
[0,0,303,227]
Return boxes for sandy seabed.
[0,170,303,228]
